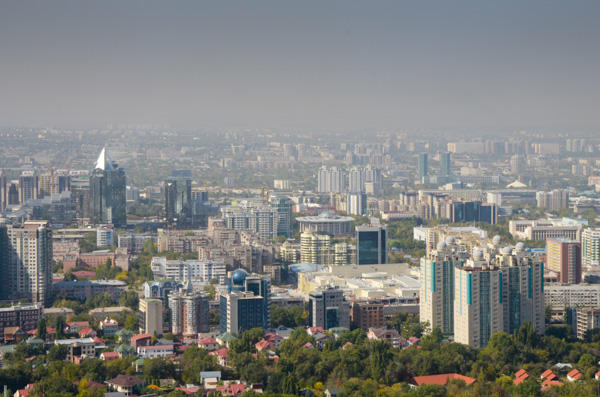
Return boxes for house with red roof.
[216,383,246,396]
[567,369,582,382]
[264,333,284,349]
[513,369,530,386]
[131,333,152,349]
[303,342,315,349]
[14,383,36,397]
[307,327,324,336]
[79,328,97,338]
[100,351,120,361]
[176,386,203,395]
[255,340,274,352]
[27,327,57,343]
[209,348,230,367]
[595,370,600,381]
[65,321,90,333]
[541,378,563,391]
[99,319,119,336]
[198,336,220,351]
[409,374,476,389]
[541,369,558,381]
[342,342,353,350]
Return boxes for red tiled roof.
[515,369,529,378]
[567,369,581,380]
[101,352,120,359]
[216,383,245,395]
[303,342,314,348]
[210,348,228,358]
[131,333,153,341]
[541,369,556,379]
[176,386,202,395]
[255,340,274,350]
[541,378,563,390]
[67,321,90,327]
[79,328,96,335]
[411,373,477,387]
[198,337,219,345]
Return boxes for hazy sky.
[1,1,599,130]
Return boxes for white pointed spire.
[94,147,115,170]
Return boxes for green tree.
[47,344,68,361]
[37,316,47,342]
[54,315,66,338]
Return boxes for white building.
[151,257,226,286]
[137,345,174,358]
[582,228,600,267]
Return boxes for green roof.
[134,358,145,365]
[26,337,45,344]
[115,344,135,354]
[116,328,133,336]
[217,332,237,342]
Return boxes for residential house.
[209,348,230,367]
[105,375,144,396]
[198,337,220,351]
[137,345,175,358]
[367,327,401,348]
[100,319,119,336]
[101,351,120,361]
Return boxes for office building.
[356,225,387,265]
[454,258,503,348]
[96,225,115,247]
[269,195,293,238]
[308,286,350,330]
[165,176,193,229]
[118,233,154,255]
[346,191,367,216]
[509,219,582,241]
[89,148,127,227]
[0,221,53,306]
[219,270,271,334]
[546,238,581,284]
[139,298,163,337]
[545,284,600,309]
[536,190,569,212]
[440,152,451,177]
[582,228,600,267]
[417,153,428,182]
[169,290,210,336]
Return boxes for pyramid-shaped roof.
[94,147,115,171]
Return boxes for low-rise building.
[0,303,42,343]
[137,344,174,358]
[367,327,402,348]
[53,280,127,301]
[105,375,144,396]
[55,338,96,362]
[100,319,119,336]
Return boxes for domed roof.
[437,241,447,250]
[473,250,483,259]
[492,235,502,243]
[232,269,248,285]
[502,247,512,254]
[445,236,455,244]
[515,242,525,250]
[319,211,337,219]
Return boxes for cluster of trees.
[271,306,308,328]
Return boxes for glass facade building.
[356,225,387,265]
[165,177,193,229]
[89,148,126,227]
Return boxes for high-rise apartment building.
[165,176,193,229]
[421,234,545,347]
[96,225,115,247]
[546,238,581,284]
[0,221,53,306]
[301,231,332,265]
[317,166,346,193]
[454,258,503,348]
[582,228,600,267]
[219,270,271,334]
[356,225,387,265]
[440,152,451,177]
[346,191,367,216]
[308,286,350,330]
[139,298,163,336]
[89,148,127,227]
[220,201,280,240]
[169,290,210,336]
[420,240,467,335]
[0,171,6,211]
[417,153,428,182]
[510,155,523,174]
[536,190,569,212]
[19,171,38,204]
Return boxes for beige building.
[574,308,600,339]
[301,231,332,265]
[454,260,503,348]
[139,298,163,337]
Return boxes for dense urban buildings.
[168,290,210,337]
